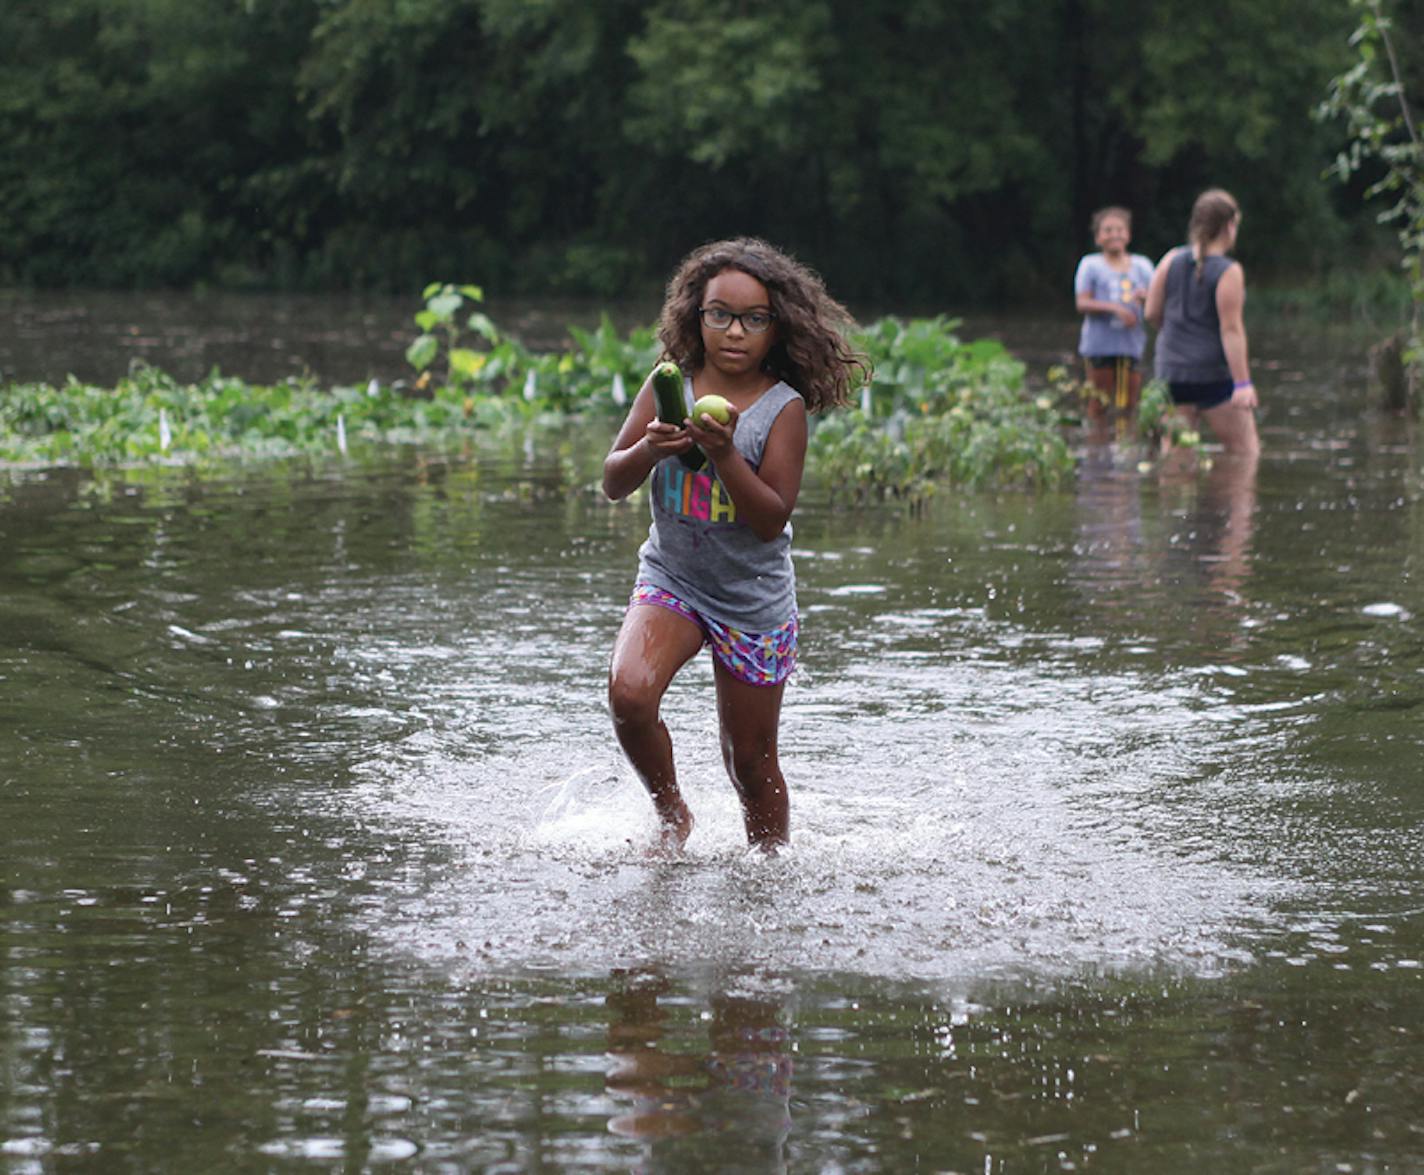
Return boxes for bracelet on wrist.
[1233,379,1252,389]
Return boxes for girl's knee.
[608,676,660,730]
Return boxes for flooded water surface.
[3,309,1423,1171]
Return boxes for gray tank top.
[1154,249,1235,383]
[636,378,802,631]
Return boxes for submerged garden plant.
[0,293,658,466]
[0,364,511,465]
[402,281,660,411]
[1137,378,1202,450]
[405,282,502,388]
[809,317,1075,503]
[2,296,1078,502]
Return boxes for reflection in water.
[1069,440,1151,613]
[1158,449,1260,656]
[1070,439,1259,653]
[604,970,792,1170]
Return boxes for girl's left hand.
[1231,382,1258,410]
[686,404,740,462]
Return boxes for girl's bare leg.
[1202,398,1261,458]
[1083,361,1111,442]
[713,663,789,850]
[608,605,704,849]
[1120,366,1143,417]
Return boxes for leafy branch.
[1317,0,1424,397]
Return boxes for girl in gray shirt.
[603,238,867,853]
[1145,189,1261,457]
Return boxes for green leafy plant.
[1041,362,1097,425]
[555,315,661,413]
[1317,0,1424,409]
[4,304,1076,494]
[1137,378,1172,447]
[404,286,657,413]
[810,317,1075,505]
[1136,378,1202,451]
[0,364,529,466]
[406,282,505,388]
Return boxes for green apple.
[691,394,731,427]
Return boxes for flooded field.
[2,302,1423,1170]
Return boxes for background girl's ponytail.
[1187,189,1240,281]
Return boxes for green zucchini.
[650,361,704,470]
[652,361,684,424]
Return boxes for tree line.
[0,0,1412,305]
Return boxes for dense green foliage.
[810,319,1074,500]
[0,365,520,465]
[0,0,1384,302]
[1,309,1072,495]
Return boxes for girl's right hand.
[1114,305,1139,328]
[1230,382,1258,410]
[643,419,695,458]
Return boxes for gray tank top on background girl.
[637,378,801,632]
[1154,250,1235,383]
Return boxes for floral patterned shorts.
[630,582,797,687]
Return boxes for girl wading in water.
[602,238,867,852]
[1145,188,1261,457]
[1073,205,1154,430]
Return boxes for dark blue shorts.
[1169,380,1233,410]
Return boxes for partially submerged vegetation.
[809,317,1075,503]
[1,288,1079,498]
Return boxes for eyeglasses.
[699,306,776,335]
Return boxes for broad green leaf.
[449,348,487,380]
[406,334,439,371]
[466,312,499,342]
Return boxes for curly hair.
[657,237,869,414]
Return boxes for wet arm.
[1076,289,1138,326]
[1076,292,1127,317]
[694,401,807,542]
[1215,264,1251,381]
[603,378,691,501]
